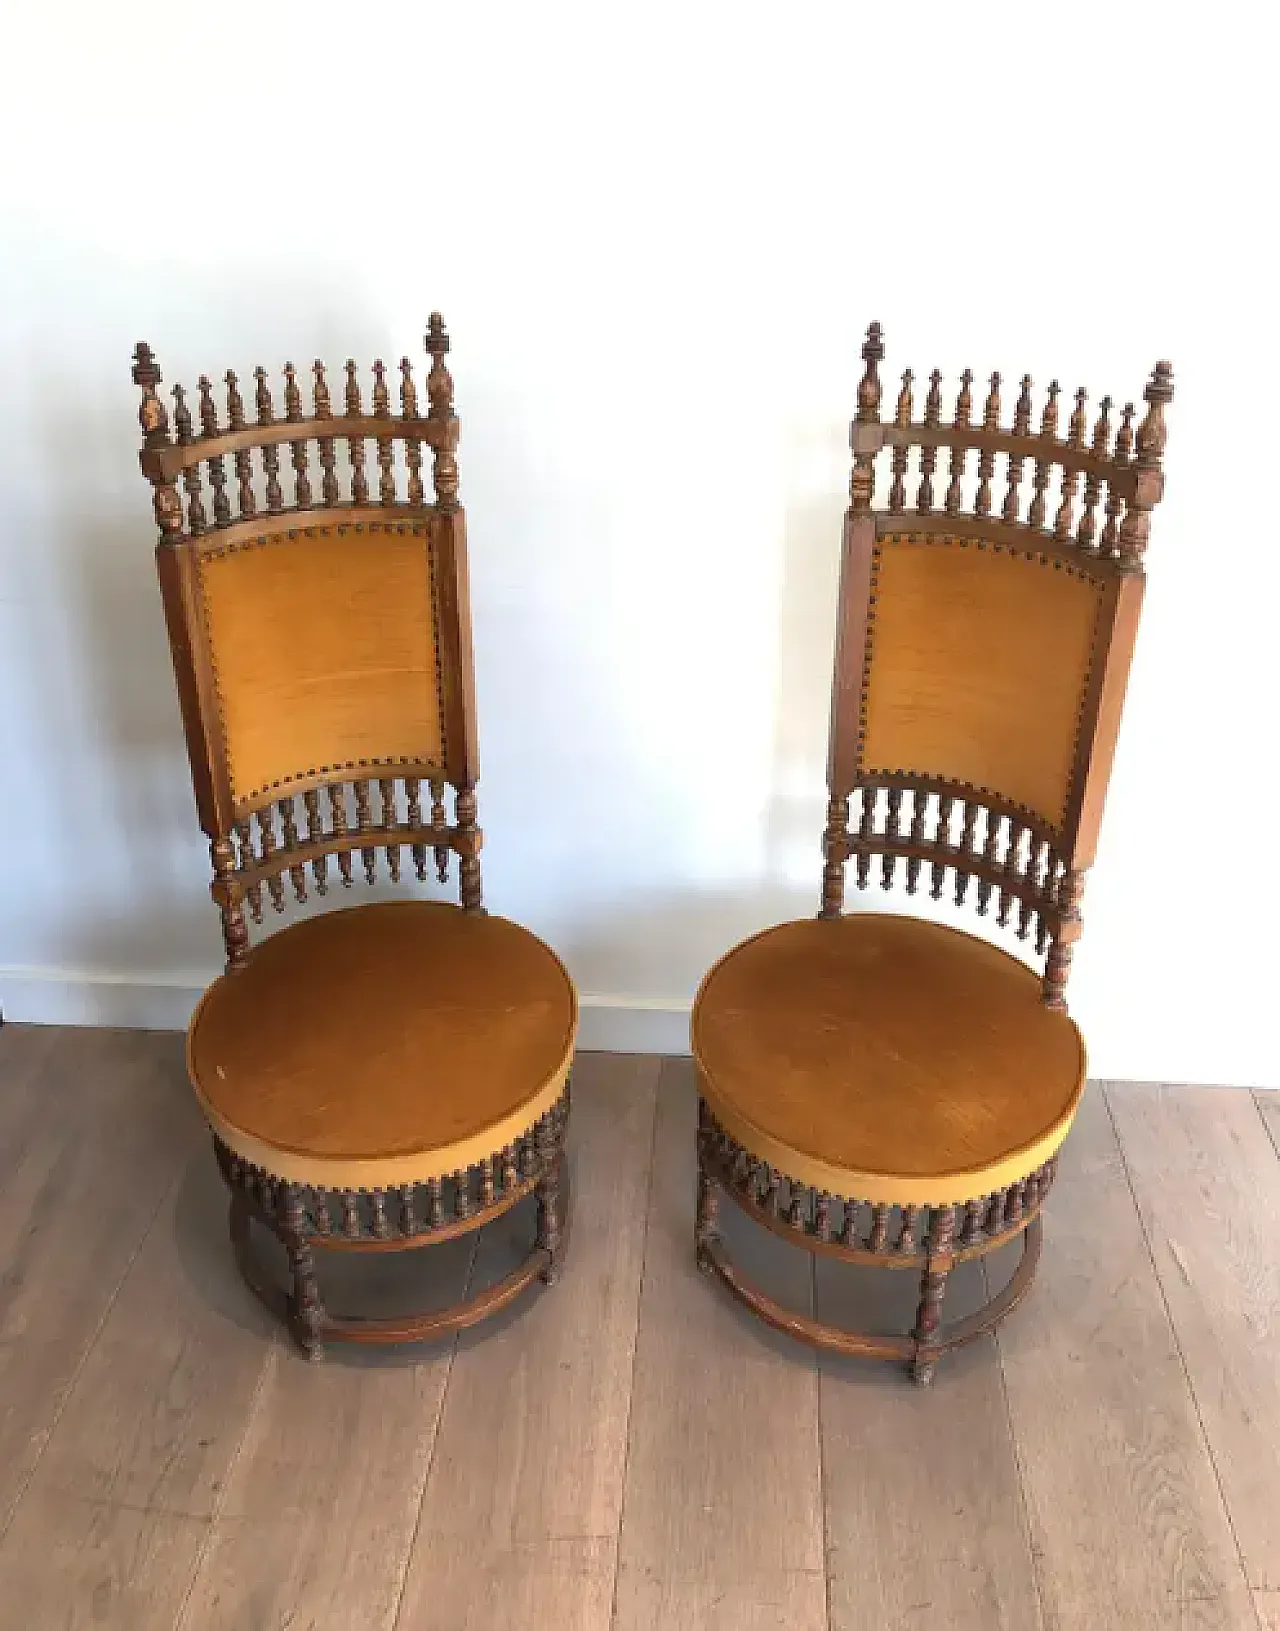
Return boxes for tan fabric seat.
[188,901,577,1189]
[693,913,1085,1206]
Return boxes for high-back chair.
[133,317,576,1358]
[693,323,1172,1383]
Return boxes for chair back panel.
[861,533,1103,834]
[821,323,1172,1012]
[197,523,447,808]
[135,315,484,968]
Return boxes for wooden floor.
[1,1025,1278,1630]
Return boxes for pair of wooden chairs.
[133,318,1172,1381]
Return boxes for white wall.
[0,0,1276,1086]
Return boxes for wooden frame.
[699,324,1172,1381]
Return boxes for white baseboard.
[0,967,694,1056]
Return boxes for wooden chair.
[693,324,1172,1382]
[132,317,576,1359]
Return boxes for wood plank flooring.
[0,1024,1278,1630]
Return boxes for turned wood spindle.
[955,800,977,905]
[370,1189,389,1238]
[479,1157,495,1208]
[906,789,927,895]
[283,363,313,508]
[814,1192,833,1242]
[341,1190,361,1238]
[313,361,340,505]
[454,1170,471,1219]
[132,343,184,541]
[372,359,397,505]
[1118,361,1173,569]
[1003,373,1034,522]
[976,810,1002,916]
[869,1202,890,1253]
[303,788,328,893]
[786,1183,809,1232]
[1028,381,1059,529]
[235,818,263,922]
[342,361,369,503]
[197,375,232,526]
[252,367,284,512]
[256,807,286,911]
[849,321,884,514]
[399,1184,417,1236]
[985,1190,1006,1235]
[278,796,307,902]
[881,786,903,889]
[1017,836,1044,941]
[328,784,354,885]
[456,785,481,911]
[313,1191,332,1235]
[1004,1180,1026,1229]
[353,778,376,884]
[426,313,460,509]
[405,778,428,880]
[210,837,250,967]
[897,1203,921,1255]
[913,1205,957,1363]
[427,1176,444,1228]
[1044,867,1086,1009]
[916,369,942,511]
[223,372,257,518]
[975,371,1001,516]
[840,1199,861,1248]
[856,785,875,890]
[172,385,209,534]
[763,1168,782,1215]
[945,368,972,515]
[501,1146,518,1195]
[958,1197,985,1248]
[888,369,913,512]
[430,777,449,884]
[821,792,850,918]
[379,779,401,881]
[931,792,954,899]
[1053,387,1087,539]
[997,821,1023,928]
[400,358,425,505]
[1101,402,1135,556]
[1077,394,1111,552]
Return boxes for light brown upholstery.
[197,523,447,807]
[693,914,1085,1205]
[188,901,576,1188]
[862,535,1104,832]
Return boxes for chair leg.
[695,1165,720,1273]
[910,1204,957,1386]
[536,1152,567,1285]
[281,1183,325,1363]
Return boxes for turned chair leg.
[536,1152,567,1285]
[910,1204,957,1386]
[695,1165,720,1273]
[281,1183,325,1362]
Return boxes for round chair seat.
[692,913,1084,1206]
[188,901,577,1189]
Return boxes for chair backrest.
[134,315,482,970]
[822,323,1173,1010]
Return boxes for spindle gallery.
[692,323,1172,1382]
[133,317,578,1357]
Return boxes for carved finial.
[197,375,219,437]
[1116,402,1136,459]
[283,362,303,422]
[426,313,459,509]
[344,359,362,416]
[253,366,274,425]
[132,343,170,446]
[426,313,454,417]
[954,368,973,427]
[856,321,884,423]
[225,370,246,430]
[400,356,419,417]
[372,358,391,417]
[1068,386,1088,448]
[313,360,333,417]
[894,368,914,428]
[171,383,193,445]
[1117,362,1173,569]
[1013,375,1033,436]
[924,369,943,427]
[982,371,1001,429]
[1040,380,1060,438]
[1092,394,1113,455]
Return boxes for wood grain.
[997,1088,1258,1628]
[177,1235,475,1629]
[395,1052,659,1630]
[1106,1083,1280,1591]
[816,1252,1043,1629]
[0,1030,203,1535]
[1255,1590,1280,1629]
[1255,1091,1280,1159]
[613,1058,826,1631]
